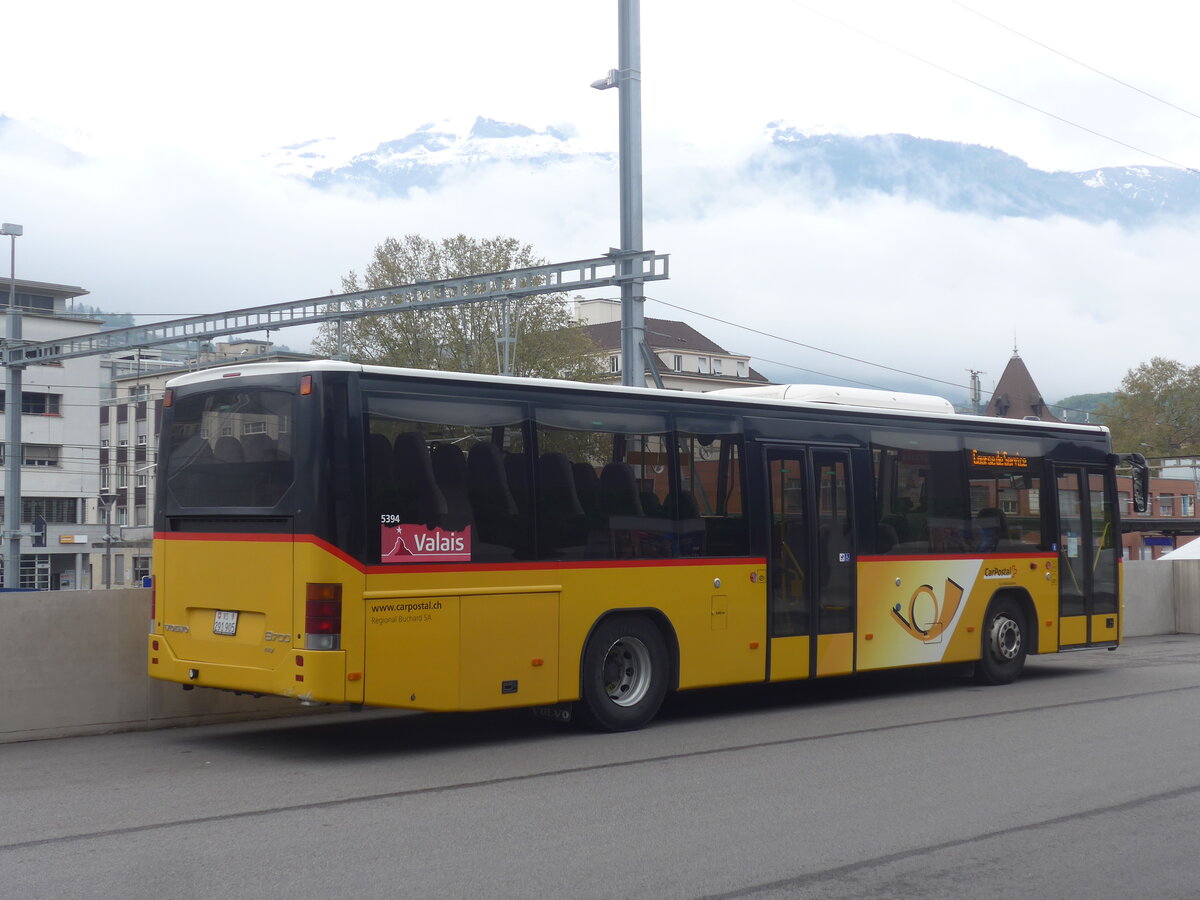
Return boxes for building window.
[135,505,148,526]
[609,356,619,373]
[713,358,723,376]
[133,556,151,582]
[136,471,148,488]
[697,357,709,374]
[1159,494,1175,517]
[673,355,683,372]
[19,554,50,591]
[0,392,63,415]
[100,468,110,489]
[117,465,128,487]
[1183,495,1195,517]
[22,445,60,467]
[117,506,128,527]
[0,498,78,525]
[736,361,747,378]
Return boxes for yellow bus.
[148,362,1147,730]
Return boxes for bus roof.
[165,360,1109,436]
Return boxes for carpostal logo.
[891,578,964,643]
[381,523,472,563]
[983,565,1018,581]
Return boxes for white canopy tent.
[1156,540,1200,561]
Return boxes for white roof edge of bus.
[165,361,1109,433]
[710,384,955,415]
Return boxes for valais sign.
[381,524,472,564]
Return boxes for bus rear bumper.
[147,635,347,704]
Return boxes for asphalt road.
[3,635,1200,899]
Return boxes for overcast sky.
[4,0,1200,403]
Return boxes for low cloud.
[3,136,1197,405]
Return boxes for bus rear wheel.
[578,616,669,732]
[975,596,1027,685]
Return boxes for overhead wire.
[951,0,1200,123]
[785,0,1200,173]
[643,294,1111,420]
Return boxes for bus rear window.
[165,388,295,508]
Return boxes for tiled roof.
[582,316,769,383]
[582,317,732,355]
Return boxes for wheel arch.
[987,587,1039,656]
[578,607,680,696]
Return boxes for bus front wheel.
[975,596,1027,685]
[578,616,669,732]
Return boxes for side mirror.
[1119,452,1150,513]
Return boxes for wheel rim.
[601,635,653,707]
[989,614,1022,661]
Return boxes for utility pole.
[968,368,984,415]
[593,0,662,389]
[2,223,24,590]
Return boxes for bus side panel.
[460,592,559,709]
[363,594,462,711]
[555,561,766,697]
[856,555,1058,671]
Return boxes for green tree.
[1053,392,1114,424]
[311,233,603,382]
[1100,357,1200,455]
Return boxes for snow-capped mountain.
[267,116,612,195]
[277,115,1200,227]
[760,125,1200,225]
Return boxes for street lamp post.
[2,223,24,590]
[99,493,117,589]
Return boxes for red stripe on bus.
[857,552,1055,563]
[363,556,765,575]
[155,532,763,575]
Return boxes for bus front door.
[764,445,856,680]
[1054,464,1119,647]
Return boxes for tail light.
[305,583,342,650]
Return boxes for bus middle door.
[764,444,856,681]
[1053,464,1119,647]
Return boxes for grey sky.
[3,1,1199,400]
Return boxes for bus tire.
[578,616,669,732]
[975,596,1027,685]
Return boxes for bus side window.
[873,436,975,555]
[533,406,673,561]
[677,433,749,557]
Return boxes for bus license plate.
[213,610,239,636]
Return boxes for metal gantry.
[0,250,669,586]
[2,251,669,367]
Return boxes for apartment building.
[575,299,769,391]
[95,341,314,587]
[0,280,103,589]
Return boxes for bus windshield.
[165,386,295,508]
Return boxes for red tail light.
[305,583,342,650]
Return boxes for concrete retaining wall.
[1123,560,1178,637]
[3,566,1198,744]
[0,590,324,744]
[1171,560,1200,634]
